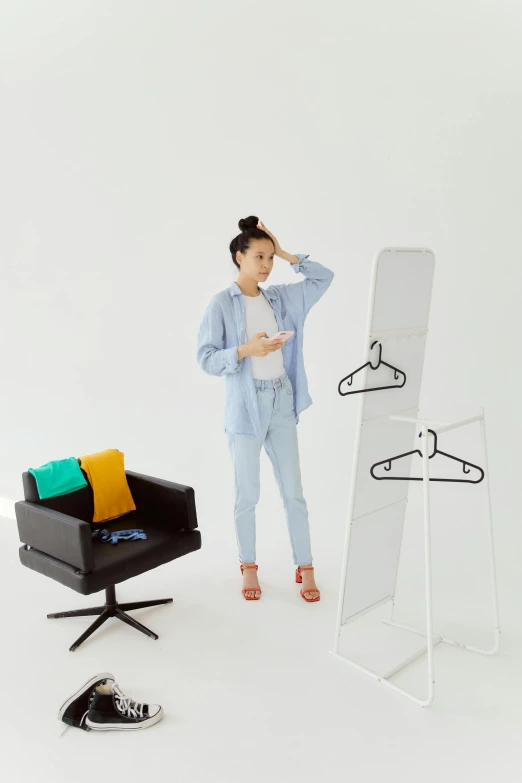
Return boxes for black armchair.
[15,465,201,651]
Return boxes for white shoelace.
[113,684,145,718]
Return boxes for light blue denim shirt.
[196,254,334,438]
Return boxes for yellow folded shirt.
[79,448,136,524]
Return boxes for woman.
[196,216,334,601]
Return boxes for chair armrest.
[125,471,198,531]
[14,501,94,572]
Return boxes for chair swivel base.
[47,585,173,652]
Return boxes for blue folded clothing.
[92,528,147,545]
[28,457,88,500]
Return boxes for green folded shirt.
[28,456,88,500]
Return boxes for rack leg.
[479,407,501,654]
[421,425,435,706]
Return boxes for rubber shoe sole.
[85,705,164,731]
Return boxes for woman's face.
[237,238,275,281]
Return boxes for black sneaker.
[58,672,115,731]
[85,681,163,731]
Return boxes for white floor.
[2,512,521,783]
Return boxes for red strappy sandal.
[240,563,262,600]
[295,566,320,602]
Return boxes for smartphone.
[265,330,295,342]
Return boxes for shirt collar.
[228,281,277,301]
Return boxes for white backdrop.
[1,1,522,628]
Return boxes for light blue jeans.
[226,371,313,567]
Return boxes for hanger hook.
[384,460,391,471]
[463,462,470,474]
[369,341,382,370]
[418,428,437,458]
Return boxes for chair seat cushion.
[90,511,193,585]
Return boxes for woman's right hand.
[242,332,284,358]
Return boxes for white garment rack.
[330,408,501,707]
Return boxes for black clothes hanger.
[338,341,406,396]
[370,429,484,484]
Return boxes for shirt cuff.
[224,346,241,373]
[292,253,310,273]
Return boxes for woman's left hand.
[257,220,282,257]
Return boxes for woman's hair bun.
[238,215,259,232]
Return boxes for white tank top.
[243,290,285,380]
